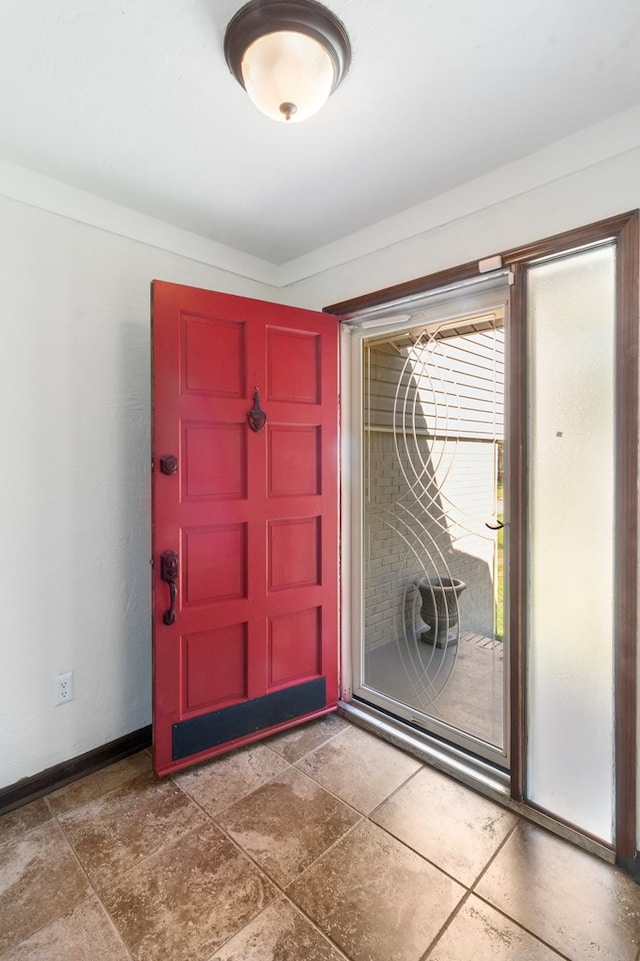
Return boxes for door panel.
[526,244,616,842]
[348,274,511,769]
[152,281,338,776]
[359,315,507,763]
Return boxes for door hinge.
[508,270,515,285]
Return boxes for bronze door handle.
[160,550,179,625]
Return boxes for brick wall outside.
[364,430,497,651]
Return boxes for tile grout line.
[367,818,473,891]
[57,782,289,961]
[467,816,521,893]
[206,786,366,898]
[263,718,352,765]
[170,758,296,820]
[364,762,426,821]
[171,720,357,822]
[172,765,367,942]
[286,730,425,822]
[42,760,154,821]
[53,801,138,961]
[54,772,249,900]
[416,889,474,961]
[146,814,285,961]
[415,819,528,961]
[263,762,469,961]
[185,749,443,960]
[283,815,367,892]
[203,891,354,961]
[466,893,576,961]
[173,738,378,826]
[171,751,368,830]
[283,762,373,818]
[278,892,353,961]
[416,816,523,960]
[279,786,505,961]
[0,780,148,959]
[178,783,362,961]
[0,808,55,852]
[362,764,509,890]
[464,820,576,961]
[53,779,215,887]
[1,811,138,961]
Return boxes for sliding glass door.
[342,212,637,860]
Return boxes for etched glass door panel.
[358,294,508,765]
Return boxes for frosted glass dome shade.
[241,31,335,122]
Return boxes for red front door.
[151,281,339,776]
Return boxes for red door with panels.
[151,281,339,776]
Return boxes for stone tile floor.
[1,714,639,961]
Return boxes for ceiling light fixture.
[224,0,351,123]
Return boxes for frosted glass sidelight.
[527,244,615,843]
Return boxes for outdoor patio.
[364,631,504,750]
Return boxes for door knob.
[160,455,179,475]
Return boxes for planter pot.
[416,575,467,648]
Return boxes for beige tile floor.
[1,714,640,961]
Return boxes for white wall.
[0,195,275,789]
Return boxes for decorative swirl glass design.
[362,315,504,750]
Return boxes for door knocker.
[248,387,267,432]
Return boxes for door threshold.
[338,698,510,799]
[338,698,616,866]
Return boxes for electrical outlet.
[53,671,74,705]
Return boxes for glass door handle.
[485,519,504,530]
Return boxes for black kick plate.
[172,677,327,761]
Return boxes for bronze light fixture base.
[224,0,351,121]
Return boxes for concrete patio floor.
[364,631,504,749]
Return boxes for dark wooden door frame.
[504,211,639,872]
[326,209,639,872]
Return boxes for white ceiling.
[1,0,639,266]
